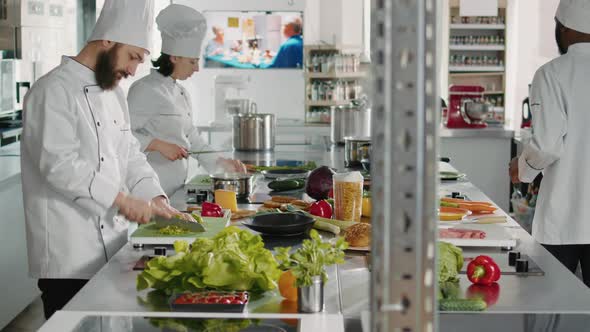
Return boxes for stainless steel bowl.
[210,173,254,200]
[464,101,491,121]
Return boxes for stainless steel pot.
[344,136,371,169]
[225,98,257,116]
[331,98,371,145]
[232,112,276,151]
[210,173,253,200]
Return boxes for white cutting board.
[438,223,516,248]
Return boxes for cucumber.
[312,220,341,235]
[439,299,486,311]
[268,179,304,191]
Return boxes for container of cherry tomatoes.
[169,291,249,312]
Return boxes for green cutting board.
[130,211,231,245]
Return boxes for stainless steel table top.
[61,144,590,325]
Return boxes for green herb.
[157,225,192,235]
[190,213,204,224]
[275,229,348,287]
[137,226,281,294]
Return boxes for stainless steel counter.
[439,169,590,313]
[440,127,514,139]
[43,143,590,332]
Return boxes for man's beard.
[555,25,567,55]
[95,44,129,90]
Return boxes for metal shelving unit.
[449,44,505,51]
[370,0,438,330]
[448,4,508,125]
[306,71,367,79]
[303,45,365,125]
[449,65,505,72]
[450,23,505,30]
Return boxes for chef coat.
[518,43,590,244]
[128,69,217,196]
[20,56,166,279]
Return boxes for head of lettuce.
[438,241,463,283]
[137,226,281,294]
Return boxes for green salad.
[137,226,281,294]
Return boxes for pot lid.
[344,136,371,142]
[209,173,253,180]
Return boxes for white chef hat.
[88,0,154,53]
[157,4,208,58]
[556,0,590,34]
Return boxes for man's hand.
[217,158,247,173]
[509,157,520,184]
[152,196,196,222]
[114,193,171,224]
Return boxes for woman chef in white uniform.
[20,0,193,319]
[128,4,245,196]
[510,0,590,286]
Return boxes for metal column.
[370,0,439,331]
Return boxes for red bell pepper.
[202,202,223,217]
[467,255,501,286]
[309,200,333,218]
[467,283,500,306]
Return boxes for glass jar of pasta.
[333,172,364,222]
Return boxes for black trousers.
[543,244,590,287]
[38,278,88,319]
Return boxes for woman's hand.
[217,158,247,173]
[148,139,188,161]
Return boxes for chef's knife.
[189,150,231,155]
[153,215,206,232]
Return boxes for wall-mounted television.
[202,11,304,70]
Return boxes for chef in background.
[128,4,246,197]
[20,0,188,319]
[510,0,590,287]
[263,16,303,68]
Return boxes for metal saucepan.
[344,136,371,169]
[210,173,254,200]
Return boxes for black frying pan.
[242,213,315,237]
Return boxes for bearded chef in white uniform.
[128,4,245,197]
[20,0,191,319]
[510,0,590,287]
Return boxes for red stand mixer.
[445,85,491,129]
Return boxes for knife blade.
[189,150,231,155]
[153,215,206,233]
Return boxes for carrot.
[441,197,494,206]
